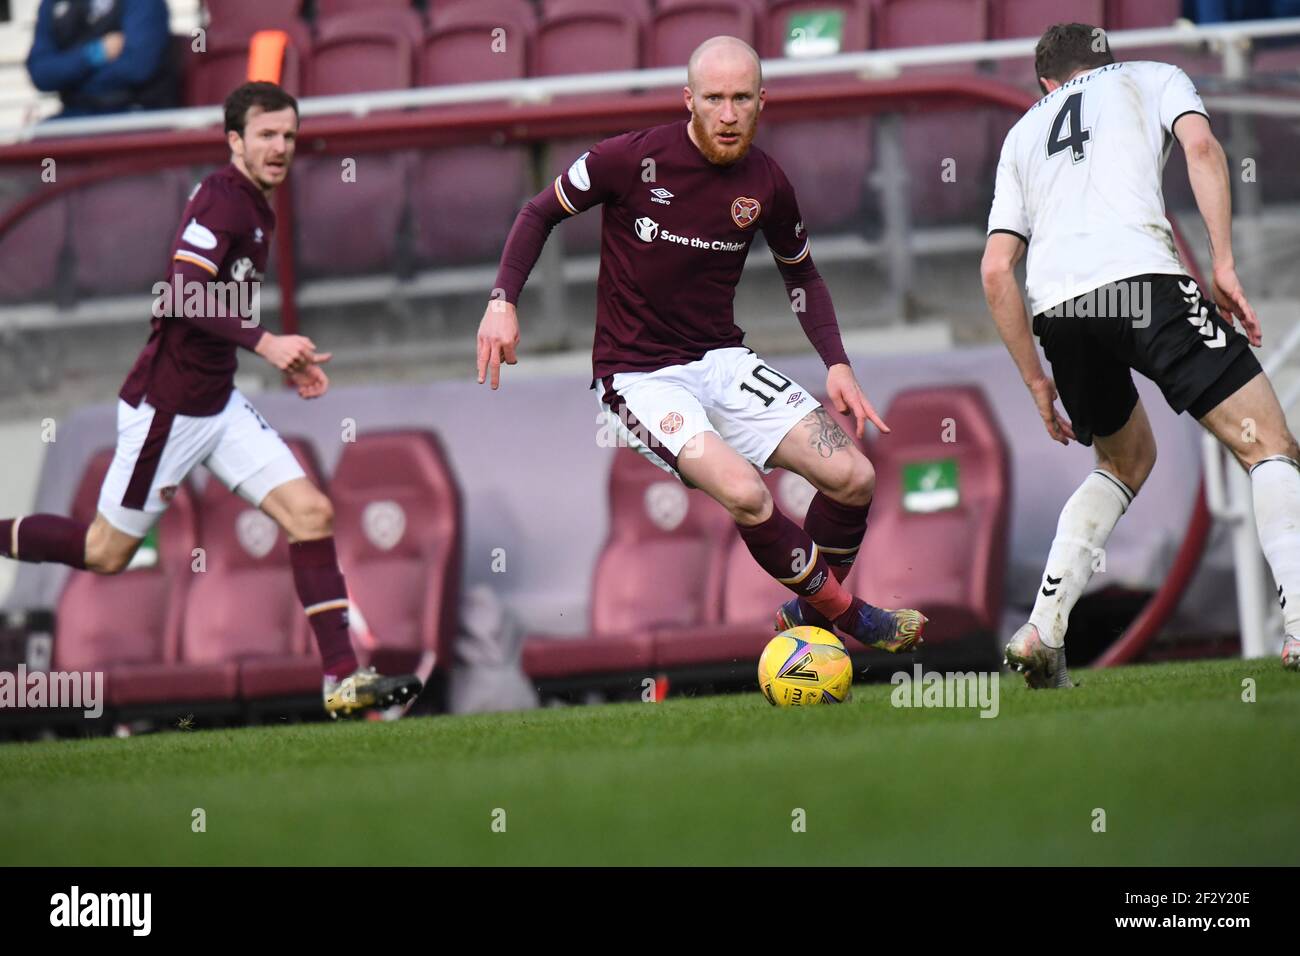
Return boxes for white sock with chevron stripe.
[1250,456,1300,639]
[1028,469,1133,649]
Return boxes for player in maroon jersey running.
[0,83,419,718]
[477,36,926,654]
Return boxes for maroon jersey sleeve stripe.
[120,409,176,511]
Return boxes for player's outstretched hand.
[476,298,520,390]
[289,362,330,399]
[1211,264,1261,347]
[826,364,888,439]
[1028,376,1075,445]
[256,333,325,373]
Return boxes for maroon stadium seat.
[330,431,463,677]
[0,197,65,303]
[69,171,189,298]
[991,0,1107,89]
[201,0,302,30]
[875,0,986,49]
[308,9,424,94]
[186,20,311,106]
[651,402,865,669]
[412,0,535,266]
[850,386,1010,662]
[535,7,642,255]
[763,0,870,59]
[541,0,653,24]
[315,0,417,19]
[184,439,322,700]
[51,450,226,706]
[523,447,733,680]
[874,0,992,224]
[294,11,422,278]
[760,1,873,232]
[1105,0,1181,30]
[646,1,762,67]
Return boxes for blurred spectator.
[26,0,178,118]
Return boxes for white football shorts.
[597,347,820,479]
[97,388,305,538]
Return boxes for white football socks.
[1029,469,1134,649]
[1249,456,1300,638]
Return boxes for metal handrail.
[6,16,1299,142]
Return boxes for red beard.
[691,111,757,166]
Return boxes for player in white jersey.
[982,23,1300,683]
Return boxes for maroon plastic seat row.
[52,431,462,708]
[525,388,1010,681]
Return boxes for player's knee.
[1237,431,1300,471]
[724,475,772,524]
[826,455,875,507]
[83,536,131,576]
[288,491,334,539]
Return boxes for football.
[758,626,853,707]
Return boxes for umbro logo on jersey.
[649,187,673,205]
[253,228,264,244]
[795,221,804,238]
[634,217,660,242]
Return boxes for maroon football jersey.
[502,121,813,383]
[119,163,274,417]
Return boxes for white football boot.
[1004,623,1074,689]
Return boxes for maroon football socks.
[289,536,359,680]
[0,516,88,570]
[803,492,871,583]
[736,506,853,621]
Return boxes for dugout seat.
[184,438,322,701]
[874,0,992,225]
[523,446,733,681]
[411,0,535,266]
[52,449,223,707]
[329,430,463,678]
[201,0,303,30]
[535,6,642,255]
[760,0,873,233]
[849,385,1010,665]
[185,20,311,106]
[294,10,422,278]
[650,402,865,670]
[646,0,763,67]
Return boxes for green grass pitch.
[2,659,1297,865]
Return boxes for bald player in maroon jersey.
[0,83,419,719]
[477,37,927,655]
